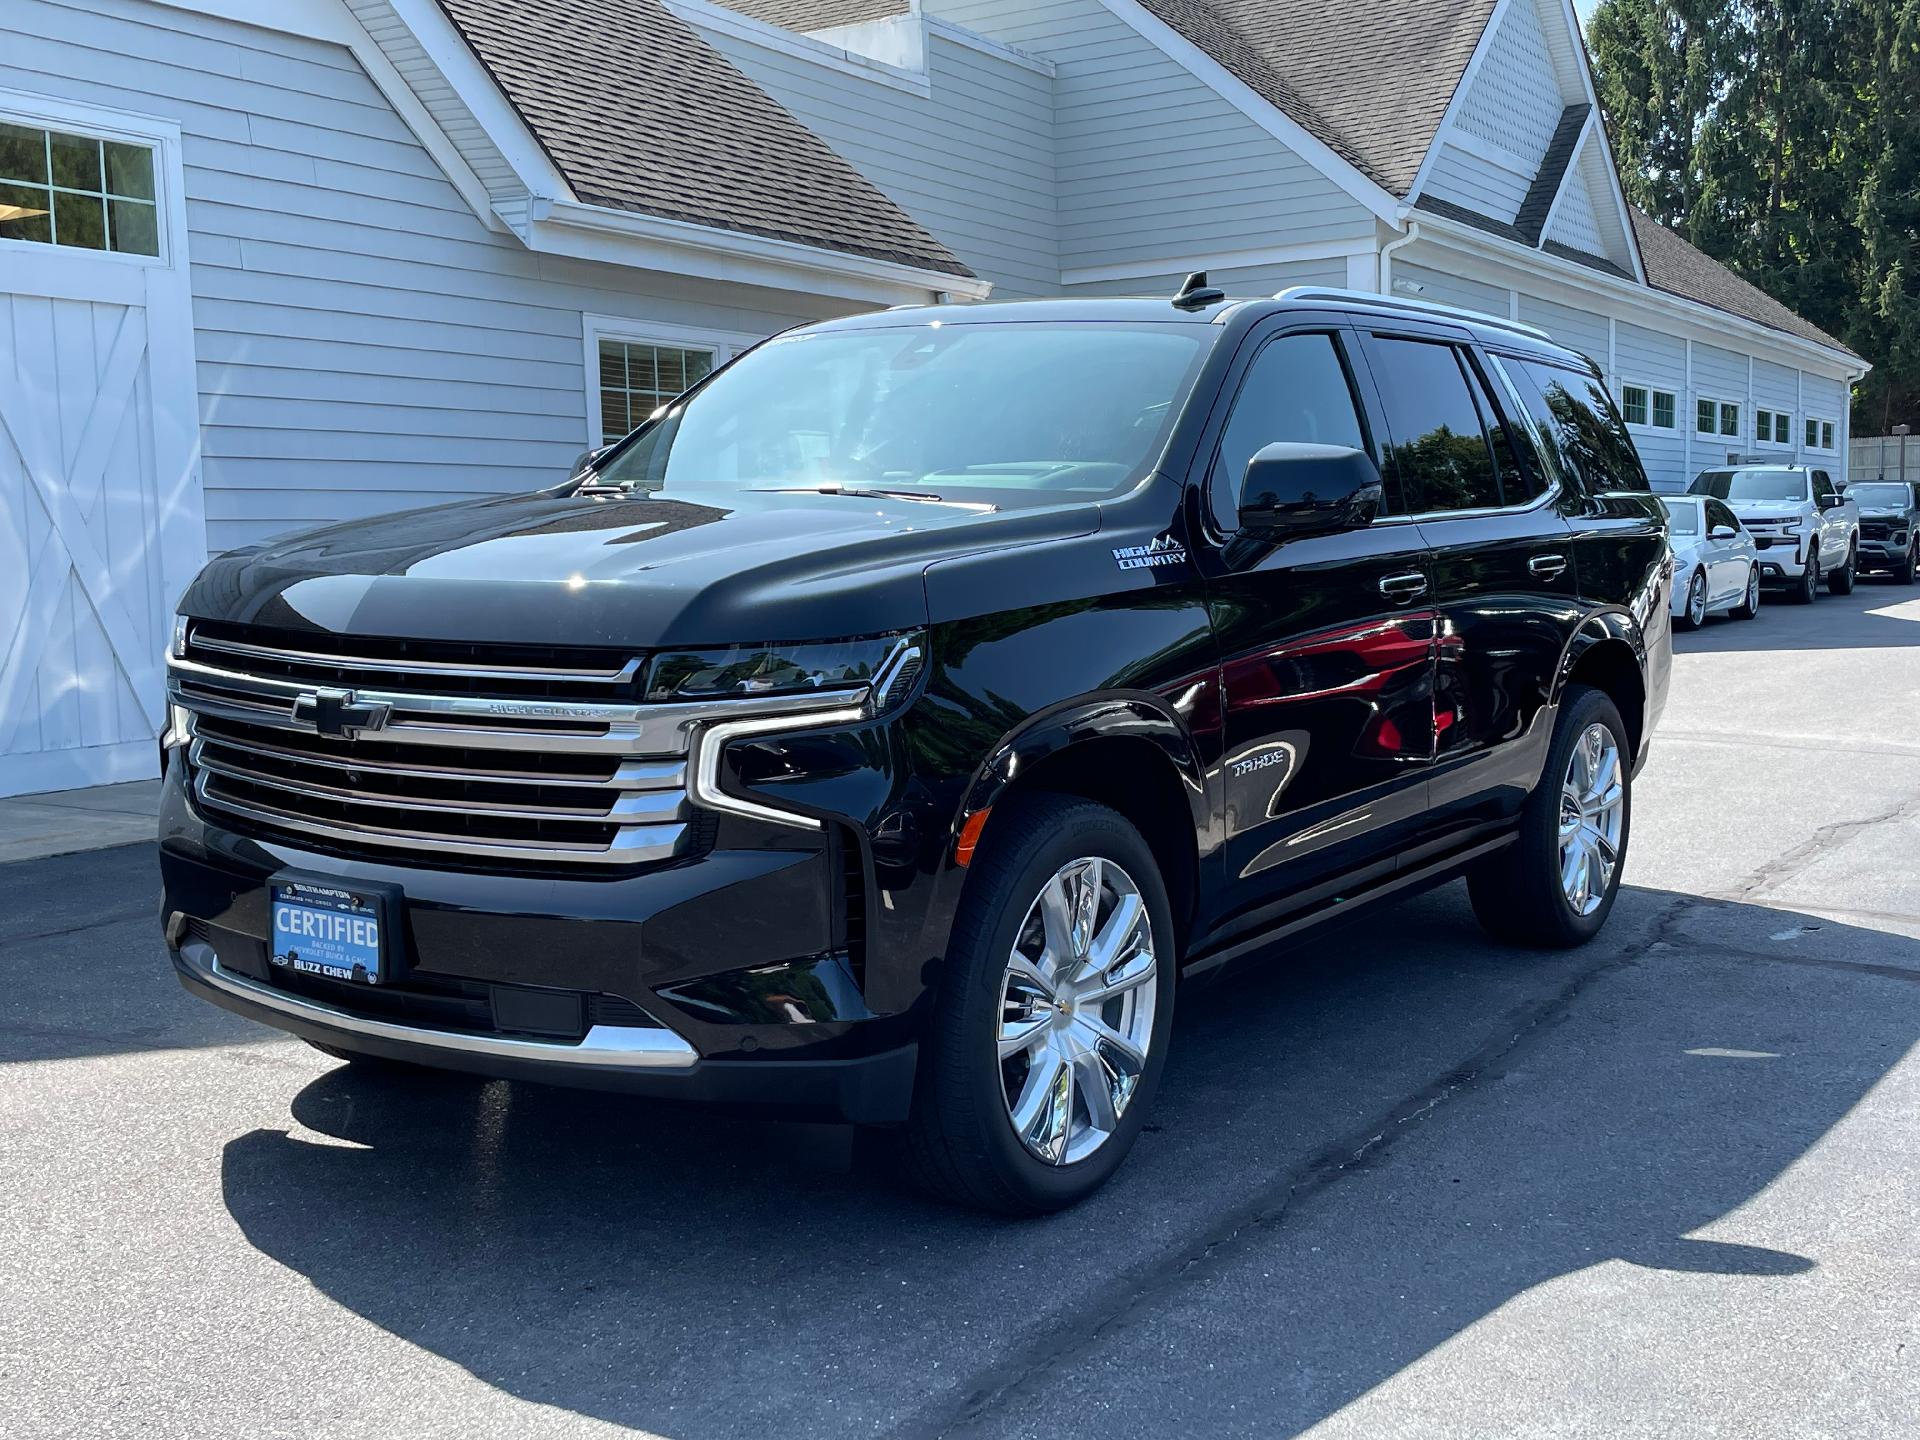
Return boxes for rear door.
[1703,497,1744,601]
[1351,327,1580,851]
[1192,319,1437,939]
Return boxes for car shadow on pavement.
[1676,578,1920,653]
[217,881,1919,1439]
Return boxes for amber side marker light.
[953,807,992,867]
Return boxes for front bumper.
[158,759,926,1125]
[1751,538,1807,580]
[1857,538,1910,570]
[169,936,916,1120]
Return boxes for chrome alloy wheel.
[1558,723,1624,916]
[998,857,1156,1166]
[1687,571,1708,627]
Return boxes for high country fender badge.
[1113,535,1188,571]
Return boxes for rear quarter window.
[1507,356,1651,496]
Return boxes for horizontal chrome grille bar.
[193,773,685,866]
[170,635,873,872]
[189,628,642,685]
[189,740,687,824]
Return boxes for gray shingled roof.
[434,0,971,278]
[1629,209,1859,360]
[1135,0,1499,194]
[717,0,908,27]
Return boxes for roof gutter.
[513,198,993,307]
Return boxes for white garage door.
[0,90,205,798]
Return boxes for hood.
[181,489,1099,648]
[1722,502,1805,521]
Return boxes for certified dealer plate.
[270,878,385,984]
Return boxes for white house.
[0,0,1866,796]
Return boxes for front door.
[1350,328,1581,851]
[0,94,205,796]
[1193,321,1437,939]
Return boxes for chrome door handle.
[1378,572,1429,601]
[1529,553,1569,579]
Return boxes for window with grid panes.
[0,120,158,255]
[1652,390,1675,429]
[597,339,716,444]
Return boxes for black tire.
[1828,540,1857,595]
[1675,570,1707,631]
[1789,544,1819,604]
[1729,564,1760,620]
[902,794,1177,1215]
[1900,545,1917,585]
[1468,685,1631,949]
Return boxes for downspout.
[1378,221,1421,297]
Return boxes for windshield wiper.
[753,485,976,506]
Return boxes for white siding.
[1543,165,1604,256]
[1393,260,1512,320]
[690,19,1060,295]
[1452,0,1564,171]
[932,0,1378,275]
[1424,142,1530,224]
[1517,292,1609,368]
[1066,257,1348,298]
[5,0,852,552]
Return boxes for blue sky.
[1574,0,1599,24]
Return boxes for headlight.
[645,632,923,705]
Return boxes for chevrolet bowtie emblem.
[292,688,393,740]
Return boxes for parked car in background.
[1662,496,1760,628]
[158,286,1671,1213]
[1687,465,1857,604]
[1843,480,1920,583]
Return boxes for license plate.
[270,878,384,985]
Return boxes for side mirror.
[570,444,611,479]
[1819,494,1844,510]
[1710,524,1737,540]
[1238,443,1382,538]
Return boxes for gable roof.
[433,0,971,278]
[1628,209,1859,360]
[717,0,908,25]
[1133,0,1499,194]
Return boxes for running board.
[1181,833,1517,979]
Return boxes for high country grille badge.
[1113,535,1188,571]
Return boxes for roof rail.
[1272,286,1554,343]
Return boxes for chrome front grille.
[169,625,691,870]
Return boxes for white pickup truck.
[1687,464,1859,604]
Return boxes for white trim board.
[1403,0,1511,203]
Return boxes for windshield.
[588,322,1211,504]
[1689,468,1809,503]
[1849,483,1912,509]
[1661,500,1700,535]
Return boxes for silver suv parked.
[1688,465,1858,604]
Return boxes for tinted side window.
[1509,358,1651,495]
[1467,351,1549,501]
[1705,498,1739,532]
[1211,332,1373,526]
[1813,471,1836,501]
[1367,336,1502,512]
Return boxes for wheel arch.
[1556,613,1649,761]
[951,695,1208,952]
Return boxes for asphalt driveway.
[3,584,1917,1438]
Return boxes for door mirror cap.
[1819,494,1845,510]
[1238,443,1383,538]
[1710,524,1737,540]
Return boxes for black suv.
[160,285,1670,1212]
[1846,478,1920,583]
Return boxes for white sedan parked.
[1664,496,1761,630]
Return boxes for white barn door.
[0,90,204,797]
